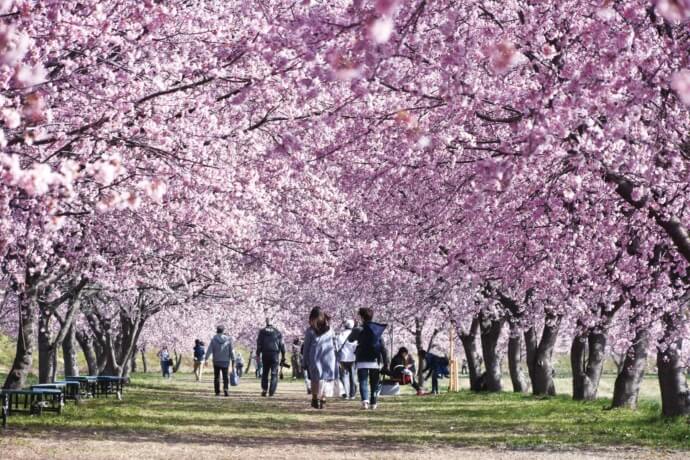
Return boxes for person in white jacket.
[337,319,357,399]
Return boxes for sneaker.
[370,404,378,410]
[311,399,319,409]
[349,396,356,400]
[261,391,267,397]
[319,400,326,409]
[361,400,369,410]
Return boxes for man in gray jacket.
[205,325,235,396]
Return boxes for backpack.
[356,322,386,362]
[260,327,281,353]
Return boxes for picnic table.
[0,388,64,417]
[65,376,128,400]
[31,381,82,404]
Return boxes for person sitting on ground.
[390,347,421,393]
[348,307,389,410]
[204,325,235,397]
[256,319,287,397]
[302,307,338,409]
[193,339,205,381]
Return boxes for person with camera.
[256,319,287,397]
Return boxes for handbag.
[230,371,239,386]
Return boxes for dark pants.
[340,362,356,398]
[235,363,243,378]
[161,361,170,378]
[358,368,380,405]
[261,353,280,395]
[213,365,229,394]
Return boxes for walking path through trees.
[1,374,688,459]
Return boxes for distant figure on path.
[348,307,389,410]
[205,325,235,396]
[235,352,244,378]
[256,319,286,397]
[158,346,171,378]
[337,319,357,399]
[193,340,205,381]
[302,307,338,409]
[291,338,304,379]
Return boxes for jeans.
[358,368,380,405]
[261,353,280,395]
[161,361,170,378]
[340,362,357,398]
[235,364,243,378]
[213,365,229,394]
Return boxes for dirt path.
[0,375,685,459]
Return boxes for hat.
[344,319,354,329]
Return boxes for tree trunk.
[525,312,561,396]
[460,318,483,391]
[130,346,138,373]
[414,318,426,390]
[508,327,529,393]
[612,328,649,409]
[657,314,690,417]
[479,312,504,392]
[75,329,98,376]
[38,311,57,383]
[3,288,38,389]
[62,325,80,377]
[571,328,607,401]
[141,347,148,373]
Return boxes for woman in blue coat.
[302,307,338,409]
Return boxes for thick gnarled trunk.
[3,289,38,389]
[612,328,649,409]
[508,327,529,393]
[75,329,99,376]
[460,318,484,391]
[571,329,607,401]
[657,314,690,417]
[62,324,80,377]
[479,312,504,392]
[526,312,561,396]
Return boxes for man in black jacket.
[256,319,286,397]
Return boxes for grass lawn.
[1,371,689,459]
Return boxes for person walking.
[158,346,171,378]
[204,325,235,396]
[235,352,244,378]
[337,319,357,399]
[347,307,389,410]
[193,339,205,381]
[302,307,338,409]
[256,319,286,397]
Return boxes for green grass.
[1,372,688,451]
